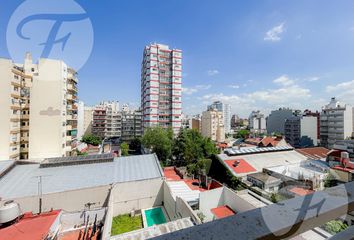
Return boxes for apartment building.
[141,43,182,135]
[92,101,121,139]
[0,53,78,160]
[320,97,354,149]
[201,109,225,142]
[248,110,266,135]
[266,108,301,135]
[181,114,201,132]
[121,109,143,141]
[284,115,318,148]
[208,101,231,134]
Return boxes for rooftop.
[219,150,307,177]
[210,205,236,219]
[0,210,61,240]
[247,172,281,184]
[0,154,163,200]
[296,147,330,160]
[289,187,315,196]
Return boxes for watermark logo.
[7,0,94,71]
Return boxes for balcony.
[67,83,77,92]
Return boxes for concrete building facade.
[141,43,182,135]
[92,101,121,139]
[201,109,225,142]
[208,101,231,134]
[0,54,78,160]
[285,116,318,148]
[248,110,266,135]
[320,97,354,149]
[121,109,143,142]
[266,108,300,135]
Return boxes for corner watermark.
[6,0,94,71]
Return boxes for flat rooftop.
[0,154,163,200]
[218,150,307,177]
[0,210,61,240]
[211,205,236,219]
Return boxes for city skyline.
[1,1,354,118]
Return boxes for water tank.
[0,201,20,224]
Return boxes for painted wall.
[111,178,164,216]
[0,185,111,214]
[199,187,224,222]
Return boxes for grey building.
[121,109,143,142]
[247,172,282,193]
[320,97,354,149]
[266,108,300,135]
[285,116,318,148]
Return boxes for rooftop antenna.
[33,175,51,214]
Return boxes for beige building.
[201,109,225,142]
[0,53,78,160]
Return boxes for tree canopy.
[141,127,174,164]
[172,129,218,166]
[81,134,101,146]
[120,142,129,156]
[234,129,249,139]
[141,128,218,168]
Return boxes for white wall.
[163,181,179,220]
[223,187,255,213]
[0,185,111,214]
[111,178,163,216]
[29,59,67,158]
[0,59,13,160]
[199,187,224,222]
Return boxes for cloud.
[207,69,219,76]
[264,22,285,42]
[326,80,354,92]
[228,84,240,89]
[182,84,211,95]
[273,75,295,86]
[182,87,198,95]
[307,76,320,82]
[199,75,311,116]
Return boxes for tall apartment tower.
[266,108,301,135]
[248,110,266,135]
[141,43,182,135]
[207,101,231,134]
[201,109,225,142]
[0,53,78,160]
[320,97,354,148]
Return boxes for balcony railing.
[152,182,354,240]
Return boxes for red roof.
[163,167,182,181]
[259,136,283,147]
[211,205,236,219]
[289,187,314,196]
[0,210,61,240]
[296,147,330,159]
[225,159,256,174]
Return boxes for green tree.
[172,129,217,166]
[142,127,173,164]
[130,137,142,152]
[324,220,348,234]
[236,129,249,139]
[81,134,101,146]
[121,142,129,156]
